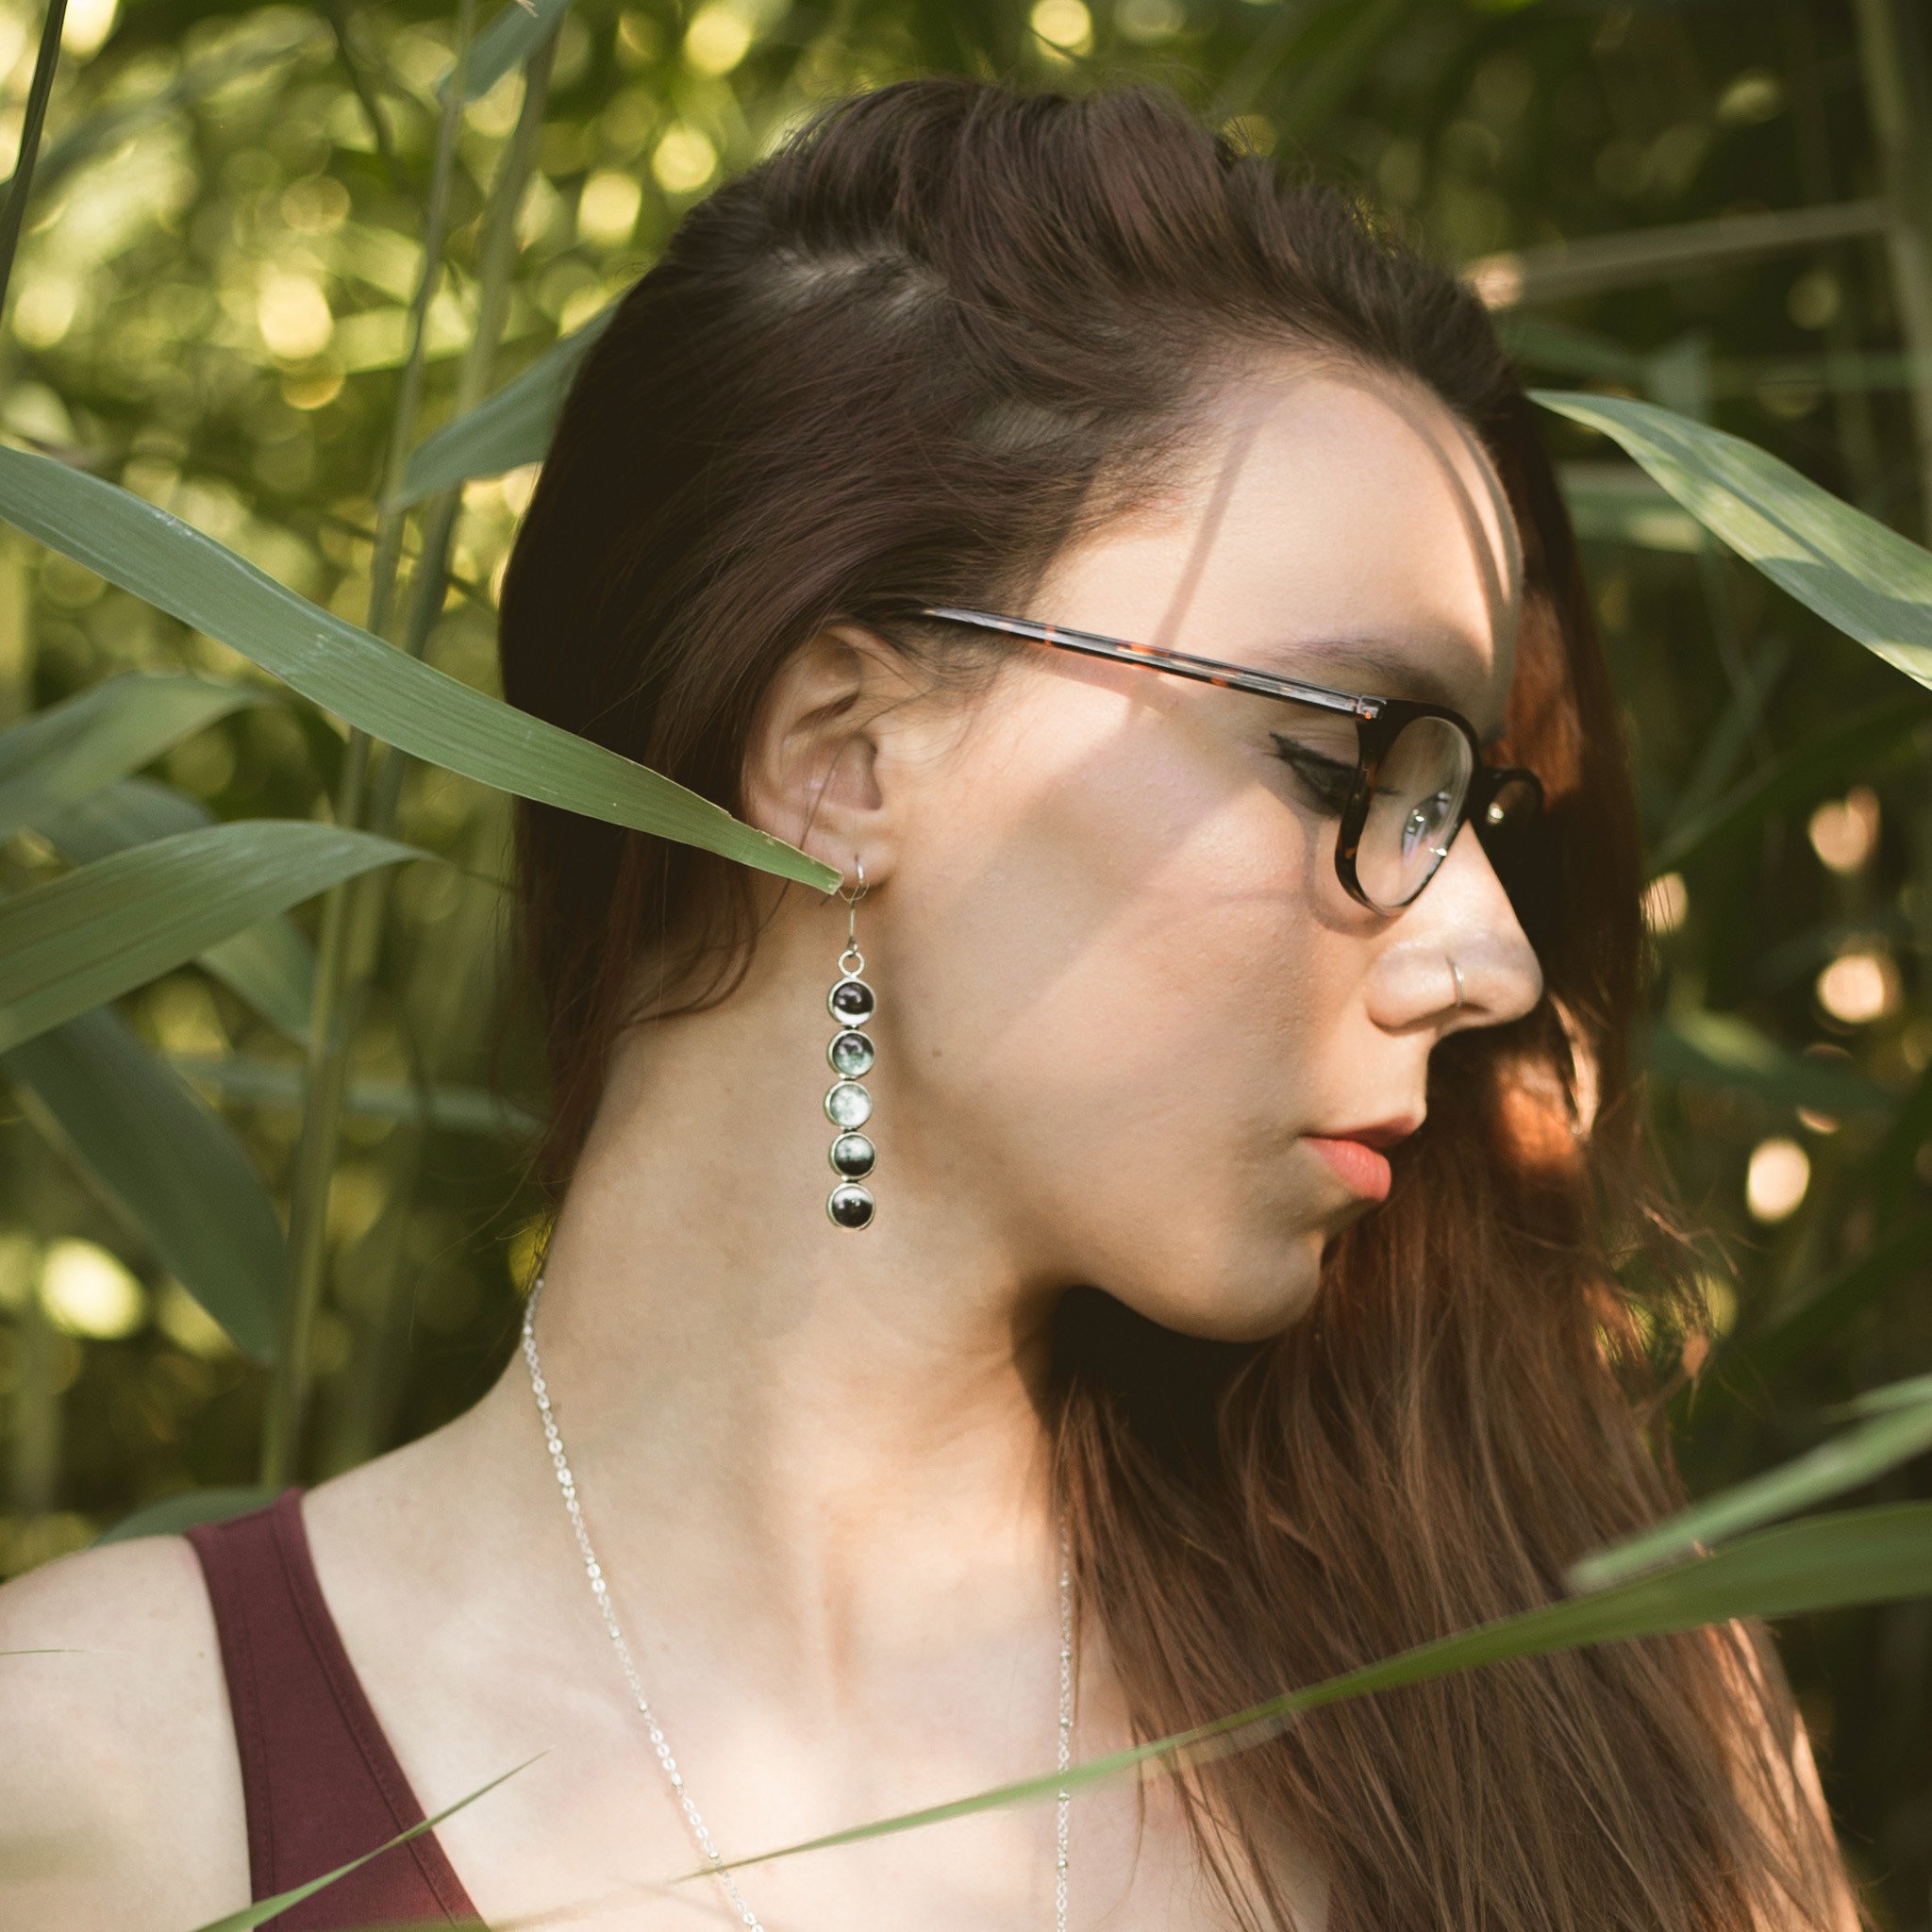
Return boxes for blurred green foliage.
[3,0,1931,1921]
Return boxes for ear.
[741,622,922,887]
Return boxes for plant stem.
[1854,0,1932,540]
[8,1284,59,1522]
[0,0,70,322]
[259,0,478,1488]
[1781,0,1885,512]
[315,33,561,1474]
[375,19,560,855]
[322,0,406,196]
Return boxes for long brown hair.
[497,76,1853,1931]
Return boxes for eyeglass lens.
[1356,715,1475,912]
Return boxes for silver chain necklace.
[520,1273,1074,1931]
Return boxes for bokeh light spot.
[1745,1138,1809,1224]
[579,169,643,246]
[684,2,755,75]
[652,124,719,193]
[1031,0,1093,52]
[1807,785,1878,874]
[41,1241,146,1341]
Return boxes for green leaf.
[0,447,838,894]
[1569,1384,1932,1589]
[1648,1009,1894,1117]
[1660,632,1794,841]
[1532,390,1932,691]
[1558,461,1706,553]
[692,1503,1932,1877]
[1481,202,1889,309]
[0,822,420,1054]
[0,674,260,845]
[187,1756,539,1932]
[1646,694,1928,879]
[166,1051,540,1137]
[440,0,570,103]
[1724,1208,1932,1381]
[2,1008,284,1359]
[38,780,316,1043]
[393,299,617,505]
[1491,313,1646,383]
[94,1486,280,1543]
[1840,1371,1932,1419]
[1865,1061,1932,1223]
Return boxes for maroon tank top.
[185,1486,484,1927]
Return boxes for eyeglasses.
[909,604,1543,916]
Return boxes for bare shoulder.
[0,1532,249,1932]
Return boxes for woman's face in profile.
[879,360,1544,1341]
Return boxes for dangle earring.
[824,859,877,1229]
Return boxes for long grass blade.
[1723,1207,1932,1381]
[167,1050,538,1135]
[0,823,420,1053]
[93,1486,279,1542]
[1473,202,1889,308]
[1841,1373,1932,1418]
[1558,461,1705,553]
[0,674,260,844]
[684,1502,1932,1878]
[1570,1386,1932,1589]
[0,0,69,315]
[1865,1061,1932,1222]
[2,1007,284,1358]
[1645,693,1929,878]
[393,298,617,506]
[1533,390,1932,691]
[36,780,317,1042]
[1659,633,1795,842]
[265,0,482,1497]
[443,0,574,103]
[1649,1008,1895,1116]
[187,1757,541,1932]
[1491,313,1646,382]
[0,448,837,891]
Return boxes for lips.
[1304,1118,1420,1204]
[1306,1136,1393,1201]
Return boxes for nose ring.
[1448,957,1466,1009]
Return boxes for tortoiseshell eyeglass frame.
[907,604,1543,914]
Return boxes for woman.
[0,76,1860,1932]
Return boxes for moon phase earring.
[824,859,876,1229]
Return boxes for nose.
[1361,822,1543,1034]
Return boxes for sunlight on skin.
[331,355,1541,1931]
[0,355,1538,1932]
[275,355,1539,1930]
[791,354,1539,1341]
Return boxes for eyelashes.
[1268,732,1356,814]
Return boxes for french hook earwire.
[840,858,866,974]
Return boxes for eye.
[1269,733,1356,815]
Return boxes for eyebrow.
[1263,632,1510,747]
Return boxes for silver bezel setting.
[827,1180,875,1228]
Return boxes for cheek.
[887,690,1354,1260]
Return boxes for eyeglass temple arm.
[914,605,1378,721]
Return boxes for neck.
[476,984,1065,1678]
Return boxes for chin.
[1129,1227,1328,1343]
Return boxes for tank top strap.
[185,1486,480,1927]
